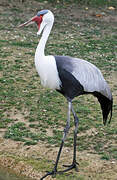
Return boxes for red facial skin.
[31,15,43,30]
[18,15,43,30]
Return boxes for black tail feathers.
[102,98,113,125]
[93,92,113,125]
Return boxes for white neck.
[34,15,61,90]
[35,22,53,58]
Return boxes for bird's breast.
[35,55,61,90]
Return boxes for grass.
[36,0,117,7]
[0,0,117,179]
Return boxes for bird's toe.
[62,161,79,173]
[40,169,57,180]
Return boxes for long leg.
[62,104,79,172]
[72,105,79,170]
[40,101,72,180]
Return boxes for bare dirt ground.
[0,138,117,180]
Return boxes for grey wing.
[55,55,112,101]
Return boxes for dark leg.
[40,101,72,180]
[63,105,79,172]
[72,106,79,170]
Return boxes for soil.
[0,138,117,180]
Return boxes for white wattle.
[34,11,61,90]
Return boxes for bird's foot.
[62,161,79,172]
[40,162,79,179]
[40,168,57,180]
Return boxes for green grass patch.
[0,0,117,167]
[36,0,117,7]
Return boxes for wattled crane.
[18,10,113,179]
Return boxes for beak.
[18,16,39,28]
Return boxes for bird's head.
[18,10,54,35]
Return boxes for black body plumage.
[55,55,113,125]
